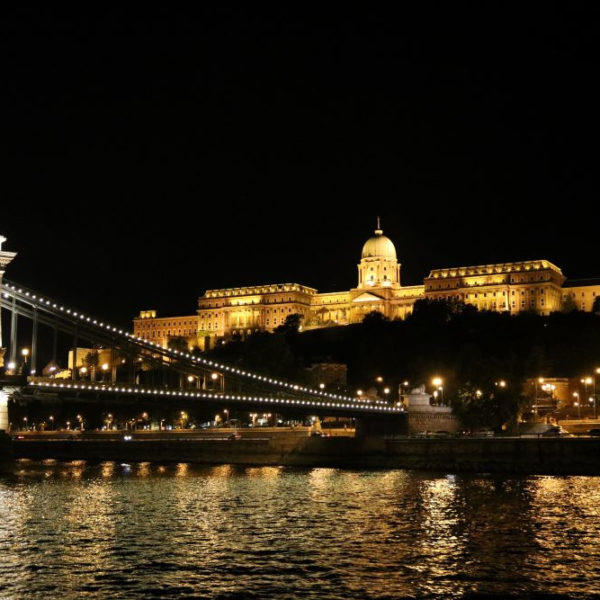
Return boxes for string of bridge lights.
[3,282,389,407]
[28,381,404,413]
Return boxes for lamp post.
[21,348,29,374]
[432,377,444,404]
[582,377,593,418]
[595,368,600,419]
[399,381,409,404]
[49,415,54,431]
[211,372,224,393]
[573,392,580,419]
[533,377,545,418]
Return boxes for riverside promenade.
[6,430,600,475]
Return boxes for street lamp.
[573,392,581,419]
[532,377,545,418]
[49,415,54,431]
[582,377,593,417]
[101,363,109,382]
[21,348,29,373]
[399,381,410,403]
[432,377,444,404]
[211,372,224,393]
[594,369,600,419]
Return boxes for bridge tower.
[0,236,17,366]
[0,235,17,431]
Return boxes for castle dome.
[361,226,397,260]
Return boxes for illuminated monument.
[134,223,600,350]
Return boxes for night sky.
[3,6,599,328]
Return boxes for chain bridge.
[0,277,404,434]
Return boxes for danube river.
[1,461,600,599]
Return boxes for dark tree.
[167,336,189,353]
[274,313,303,335]
[452,383,528,431]
[561,296,578,313]
[361,310,389,325]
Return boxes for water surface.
[1,460,600,599]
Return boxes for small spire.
[375,216,383,235]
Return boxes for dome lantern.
[361,219,397,260]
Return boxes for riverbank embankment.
[8,433,600,474]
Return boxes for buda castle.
[134,223,600,350]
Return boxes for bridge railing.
[2,280,392,408]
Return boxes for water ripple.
[1,463,600,598]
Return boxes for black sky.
[2,6,599,327]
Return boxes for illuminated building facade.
[133,224,600,350]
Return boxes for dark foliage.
[208,302,600,396]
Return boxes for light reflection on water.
[1,462,600,599]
